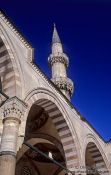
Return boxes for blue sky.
[1,0,111,141]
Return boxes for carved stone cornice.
[0,11,32,49]
[48,53,69,67]
[52,77,74,96]
[2,97,27,121]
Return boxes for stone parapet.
[48,52,69,67]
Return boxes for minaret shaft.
[48,24,74,100]
[52,62,67,78]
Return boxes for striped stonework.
[26,94,79,172]
[0,37,21,97]
[87,142,109,175]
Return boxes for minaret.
[48,24,74,100]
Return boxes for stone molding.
[3,116,21,124]
[0,151,16,157]
[48,53,69,67]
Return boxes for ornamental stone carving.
[48,53,69,67]
[3,97,27,119]
[52,77,74,96]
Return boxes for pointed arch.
[0,25,22,97]
[83,135,110,175]
[85,142,109,174]
[23,88,80,172]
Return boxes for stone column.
[0,97,26,175]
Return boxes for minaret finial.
[52,23,61,44]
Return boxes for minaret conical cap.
[52,23,61,44]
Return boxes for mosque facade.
[0,11,111,175]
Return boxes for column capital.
[2,97,27,120]
[0,97,27,156]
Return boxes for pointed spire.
[52,23,61,44]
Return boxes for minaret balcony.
[51,77,74,96]
[48,53,69,67]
